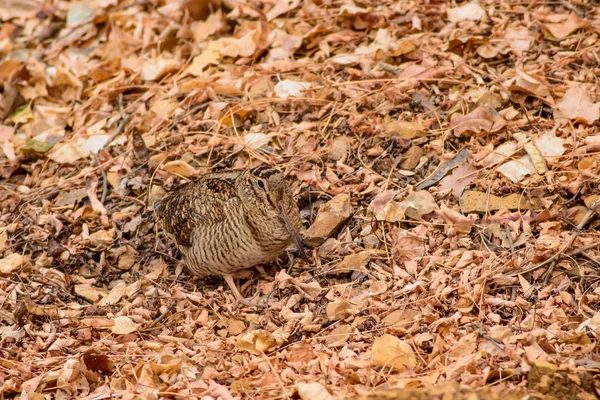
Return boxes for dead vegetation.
[1,0,600,398]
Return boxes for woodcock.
[154,166,308,306]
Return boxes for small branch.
[93,153,108,204]
[510,198,600,277]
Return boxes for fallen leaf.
[542,13,586,41]
[438,162,476,198]
[368,190,404,222]
[324,252,371,275]
[82,350,115,374]
[417,149,469,190]
[0,253,28,275]
[141,58,181,81]
[326,300,359,320]
[399,190,438,220]
[274,80,311,98]
[235,330,285,354]
[556,87,600,125]
[98,282,127,306]
[513,132,547,175]
[297,382,334,400]
[497,155,536,182]
[324,324,352,347]
[111,316,138,335]
[74,284,108,303]
[447,2,487,23]
[385,120,426,139]
[372,334,417,371]
[304,193,353,247]
[450,106,506,136]
[504,26,534,53]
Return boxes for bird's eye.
[257,179,265,189]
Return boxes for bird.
[154,165,308,307]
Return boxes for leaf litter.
[1,0,600,399]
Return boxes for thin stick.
[93,153,108,204]
[510,197,600,276]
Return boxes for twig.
[504,223,515,254]
[509,197,600,277]
[143,300,177,331]
[93,153,108,204]
[102,94,131,151]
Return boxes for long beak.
[277,201,309,262]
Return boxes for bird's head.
[238,166,308,261]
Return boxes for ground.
[1,0,600,399]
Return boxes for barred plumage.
[154,166,307,306]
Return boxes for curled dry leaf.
[513,132,547,175]
[436,204,475,234]
[447,2,487,22]
[400,190,438,220]
[368,190,404,222]
[0,253,29,275]
[74,284,108,303]
[82,350,115,375]
[372,334,417,371]
[438,162,476,198]
[274,80,311,98]
[98,282,127,306]
[541,13,586,41]
[141,58,181,81]
[235,330,286,355]
[326,300,359,320]
[556,87,600,125]
[111,316,138,335]
[496,155,536,183]
[297,382,334,400]
[385,120,427,139]
[324,251,371,275]
[450,106,506,136]
[504,26,534,53]
[324,324,352,347]
[161,160,197,178]
[417,149,469,190]
[304,193,353,247]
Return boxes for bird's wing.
[155,177,239,247]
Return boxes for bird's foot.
[224,274,267,308]
[236,294,266,308]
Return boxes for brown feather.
[154,167,305,280]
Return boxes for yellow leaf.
[372,334,417,371]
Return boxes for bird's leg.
[224,274,263,307]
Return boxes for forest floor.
[1,0,600,399]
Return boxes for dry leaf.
[542,13,586,40]
[297,382,334,400]
[447,2,487,22]
[141,58,181,81]
[450,106,506,136]
[438,162,476,198]
[368,190,404,222]
[111,316,138,335]
[399,190,438,220]
[372,334,417,371]
[556,87,600,125]
[274,80,311,98]
[0,253,28,275]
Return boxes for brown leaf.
[556,87,600,125]
[82,350,115,374]
[450,106,506,136]
[541,13,586,40]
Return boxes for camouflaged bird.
[154,166,307,306]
